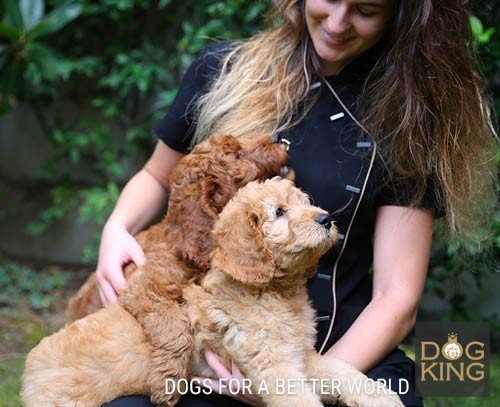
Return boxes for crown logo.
[442,332,463,360]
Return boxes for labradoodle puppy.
[67,133,290,322]
[185,178,403,407]
[22,134,290,407]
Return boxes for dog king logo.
[442,332,462,360]
[415,322,490,397]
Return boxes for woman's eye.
[276,208,287,218]
[355,5,378,17]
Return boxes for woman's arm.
[325,205,434,372]
[106,140,183,234]
[96,140,184,304]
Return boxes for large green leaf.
[2,0,23,32]
[470,15,496,44]
[470,15,484,38]
[20,0,45,31]
[29,1,81,39]
[27,42,73,82]
[0,21,21,40]
[0,54,24,101]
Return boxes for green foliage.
[0,259,71,312]
[0,0,82,111]
[0,0,271,263]
[469,2,500,117]
[426,234,499,321]
[470,16,496,44]
[0,356,24,407]
[424,154,499,329]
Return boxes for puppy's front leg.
[242,359,323,407]
[306,353,404,407]
[131,300,194,407]
[119,263,195,406]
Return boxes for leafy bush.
[0,0,83,113]
[470,0,500,116]
[0,0,270,262]
[0,258,71,312]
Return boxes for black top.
[154,42,443,356]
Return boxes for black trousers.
[103,393,248,407]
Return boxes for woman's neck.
[319,57,354,76]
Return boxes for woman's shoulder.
[201,40,240,58]
[190,41,241,80]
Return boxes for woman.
[100,1,497,406]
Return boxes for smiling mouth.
[322,30,352,44]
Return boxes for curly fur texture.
[67,134,290,322]
[22,134,289,407]
[185,178,404,407]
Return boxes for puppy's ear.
[201,178,234,218]
[211,209,275,286]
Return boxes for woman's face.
[305,0,393,75]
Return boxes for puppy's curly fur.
[185,178,404,407]
[22,134,289,407]
[67,134,289,322]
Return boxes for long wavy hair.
[193,0,497,239]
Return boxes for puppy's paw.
[336,380,404,407]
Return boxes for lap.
[177,393,249,406]
[102,393,249,406]
[364,348,423,407]
[102,395,154,406]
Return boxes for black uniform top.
[154,42,443,361]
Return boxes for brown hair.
[193,0,498,240]
[361,0,497,238]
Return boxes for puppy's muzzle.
[315,213,334,229]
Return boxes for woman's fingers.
[128,237,146,268]
[200,350,262,406]
[105,264,127,294]
[96,276,118,305]
[204,349,232,379]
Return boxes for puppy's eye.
[236,151,244,160]
[275,208,287,218]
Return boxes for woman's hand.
[94,141,183,305]
[95,219,146,305]
[191,349,263,406]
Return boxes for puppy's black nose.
[316,213,333,229]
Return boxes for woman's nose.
[325,4,351,34]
